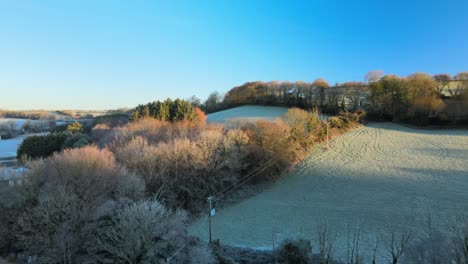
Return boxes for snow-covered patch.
[0,118,74,130]
[0,137,23,158]
[189,122,468,262]
[207,106,289,124]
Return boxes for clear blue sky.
[1,0,467,110]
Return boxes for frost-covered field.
[0,118,68,128]
[207,105,289,124]
[0,137,23,158]
[190,123,468,262]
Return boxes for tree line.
[198,71,468,125]
[369,72,468,124]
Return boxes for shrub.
[13,146,145,261]
[50,124,68,133]
[93,114,130,128]
[17,133,68,159]
[114,126,250,211]
[66,121,83,133]
[91,124,116,147]
[0,182,28,254]
[329,116,344,129]
[87,199,214,264]
[62,132,91,149]
[276,239,312,264]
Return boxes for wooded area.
[201,71,468,125]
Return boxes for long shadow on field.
[367,122,468,136]
[396,166,468,176]
[412,147,468,160]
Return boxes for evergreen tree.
[130,98,202,123]
[142,105,150,118]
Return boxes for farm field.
[206,105,289,124]
[0,118,71,129]
[0,137,23,159]
[189,122,468,262]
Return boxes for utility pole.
[207,196,213,243]
[326,121,330,149]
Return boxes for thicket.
[369,73,468,125]
[131,98,206,123]
[111,118,297,211]
[17,133,69,159]
[17,122,91,159]
[1,147,213,263]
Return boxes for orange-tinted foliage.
[194,107,207,124]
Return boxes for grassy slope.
[206,105,289,124]
[190,122,468,262]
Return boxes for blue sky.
[1,0,467,110]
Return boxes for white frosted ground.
[189,122,468,262]
[0,137,23,158]
[0,118,67,129]
[207,105,289,124]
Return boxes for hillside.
[190,122,468,262]
[207,105,290,124]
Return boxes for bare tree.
[7,120,16,133]
[404,210,451,264]
[315,222,334,264]
[365,70,384,83]
[449,213,468,264]
[383,221,416,264]
[433,74,452,96]
[370,236,379,264]
[455,72,468,81]
[312,78,329,108]
[346,224,362,264]
[423,211,443,264]
[88,199,213,264]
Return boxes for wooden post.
[208,196,213,243]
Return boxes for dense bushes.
[113,119,258,211]
[17,121,91,159]
[0,146,215,263]
[329,111,366,130]
[368,73,467,124]
[2,147,143,261]
[17,132,91,159]
[276,239,312,264]
[87,199,214,264]
[17,133,68,159]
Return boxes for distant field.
[0,118,68,129]
[190,123,468,262]
[207,105,289,124]
[0,137,23,159]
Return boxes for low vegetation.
[1,102,369,262]
[16,122,91,159]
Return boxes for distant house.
[0,131,9,140]
[0,167,27,187]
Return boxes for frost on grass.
[189,122,468,262]
[207,105,289,124]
